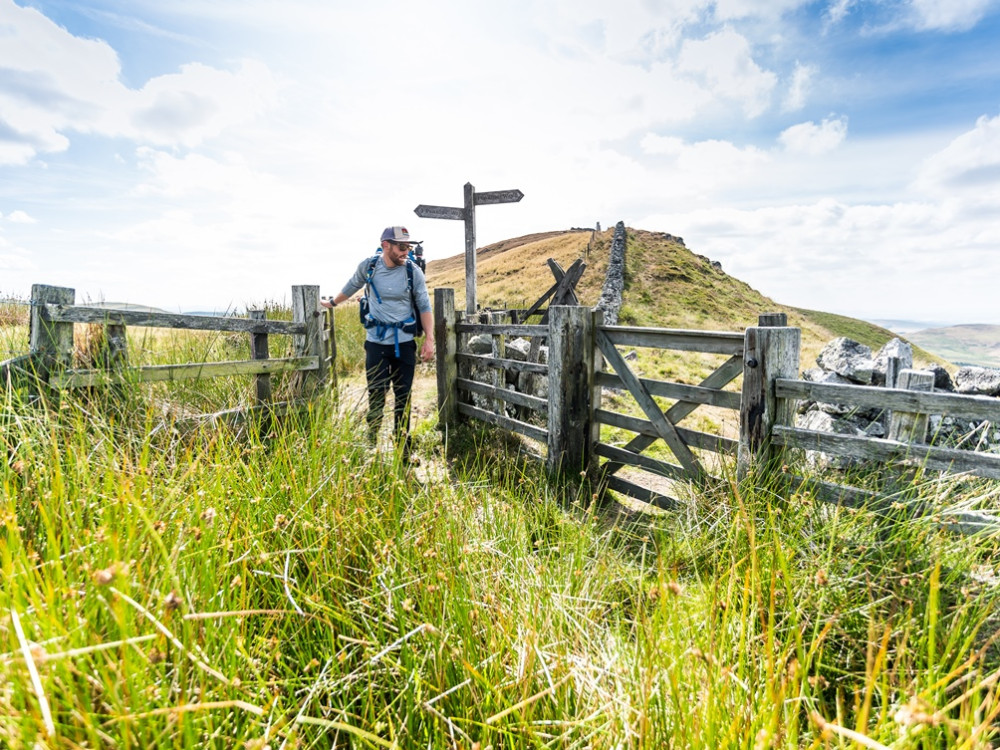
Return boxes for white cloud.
[0,0,277,163]
[779,116,848,155]
[916,112,1000,197]
[6,210,36,224]
[654,197,999,322]
[640,134,769,188]
[783,62,815,112]
[676,29,777,117]
[908,0,997,31]
[825,0,856,24]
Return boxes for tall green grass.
[3,312,1000,747]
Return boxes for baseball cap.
[381,226,421,244]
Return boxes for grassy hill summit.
[424,225,945,369]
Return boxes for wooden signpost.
[415,182,524,315]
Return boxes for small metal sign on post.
[415,182,524,315]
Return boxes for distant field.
[907,324,1000,368]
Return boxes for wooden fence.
[2,283,335,423]
[434,288,1000,532]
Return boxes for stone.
[872,338,913,387]
[923,364,954,392]
[505,338,531,362]
[816,337,874,385]
[954,366,1000,396]
[467,334,493,355]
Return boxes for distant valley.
[890,324,1000,368]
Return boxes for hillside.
[424,226,947,371]
[907,324,1000,368]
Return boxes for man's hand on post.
[420,338,435,363]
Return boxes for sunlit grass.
[4,348,1000,747]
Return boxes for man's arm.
[320,292,349,309]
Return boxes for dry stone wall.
[797,336,1000,455]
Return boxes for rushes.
[3,368,1000,746]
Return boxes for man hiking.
[322,226,434,459]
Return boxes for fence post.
[547,305,594,476]
[249,310,271,406]
[738,324,800,478]
[29,284,75,397]
[291,285,325,399]
[434,288,458,432]
[888,369,934,443]
[487,311,506,415]
[324,307,338,399]
[758,312,787,326]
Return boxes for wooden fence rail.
[4,283,335,422]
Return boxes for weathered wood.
[887,369,935,443]
[51,356,319,389]
[486,311,506,415]
[598,326,745,355]
[435,288,459,431]
[30,285,75,393]
[604,474,682,511]
[458,402,548,443]
[775,379,1000,423]
[595,409,738,455]
[589,308,606,476]
[758,312,788,326]
[249,310,272,406]
[548,305,595,475]
[595,372,742,410]
[547,258,584,306]
[464,182,477,314]
[738,326,801,476]
[42,304,305,335]
[455,323,547,338]
[773,426,1000,480]
[596,328,704,479]
[457,353,548,375]
[323,307,338,396]
[787,473,1000,536]
[292,286,324,398]
[595,443,689,482]
[885,355,900,390]
[457,377,547,413]
[598,354,743,480]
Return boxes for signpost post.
[415,182,523,315]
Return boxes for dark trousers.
[364,340,417,452]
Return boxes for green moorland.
[2,232,1000,748]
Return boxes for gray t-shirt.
[342,254,431,345]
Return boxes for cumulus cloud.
[676,29,777,117]
[6,210,36,223]
[779,116,848,155]
[0,0,278,162]
[908,0,996,31]
[916,112,1000,196]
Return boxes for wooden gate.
[592,324,745,507]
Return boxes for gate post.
[29,284,75,397]
[434,288,459,432]
[292,285,325,398]
[547,305,594,476]
[738,324,800,478]
[249,310,272,406]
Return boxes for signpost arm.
[464,182,477,315]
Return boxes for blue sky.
[2,0,999,324]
